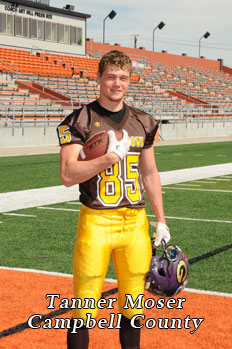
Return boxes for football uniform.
[57,101,158,320]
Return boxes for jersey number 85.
[97,153,141,207]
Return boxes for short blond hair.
[98,50,132,76]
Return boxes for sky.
[51,0,232,67]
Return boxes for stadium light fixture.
[103,10,117,43]
[152,21,165,51]
[199,31,210,57]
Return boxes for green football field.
[0,141,231,293]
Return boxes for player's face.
[98,64,130,109]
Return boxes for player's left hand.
[150,221,170,247]
[107,129,130,160]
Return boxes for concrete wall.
[160,120,232,140]
[0,122,59,146]
[1,120,231,147]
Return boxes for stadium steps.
[15,80,75,107]
[0,79,73,120]
[0,46,231,119]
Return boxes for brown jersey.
[57,101,158,209]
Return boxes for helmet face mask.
[145,241,189,297]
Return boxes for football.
[78,130,122,161]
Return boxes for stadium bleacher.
[0,43,232,122]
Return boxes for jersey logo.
[130,136,144,148]
[176,260,188,284]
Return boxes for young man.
[57,50,170,349]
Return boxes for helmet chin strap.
[151,239,179,265]
[151,238,167,256]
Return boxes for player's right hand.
[107,130,130,160]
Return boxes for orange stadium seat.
[0,46,232,119]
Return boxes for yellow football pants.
[72,204,152,320]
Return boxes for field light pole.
[103,10,117,43]
[152,21,165,51]
[199,31,210,57]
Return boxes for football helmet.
[145,240,189,297]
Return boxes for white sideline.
[0,266,231,298]
[0,163,232,213]
[3,213,37,217]
[159,163,232,185]
[0,184,80,213]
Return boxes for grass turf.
[0,176,231,293]
[154,141,232,171]
[0,141,231,293]
[0,141,231,193]
[0,153,61,193]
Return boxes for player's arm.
[139,146,170,246]
[139,146,166,223]
[60,130,130,187]
[60,143,119,186]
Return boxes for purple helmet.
[146,242,189,297]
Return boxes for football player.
[57,50,170,349]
